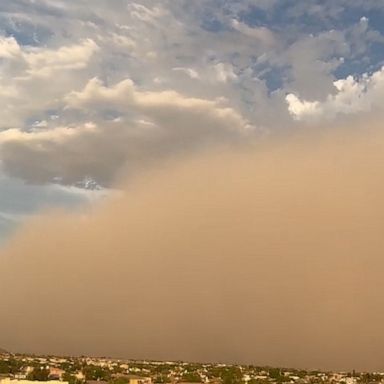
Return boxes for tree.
[109,377,130,384]
[62,372,82,384]
[0,360,10,374]
[181,372,202,383]
[154,374,171,383]
[221,370,242,384]
[27,367,50,381]
[83,365,111,381]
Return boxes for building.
[126,375,152,384]
[0,380,66,384]
[49,368,66,380]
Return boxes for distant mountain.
[0,347,9,354]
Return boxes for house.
[75,371,86,381]
[49,368,65,380]
[0,379,66,384]
[126,375,152,384]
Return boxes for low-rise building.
[0,379,66,384]
[126,375,152,384]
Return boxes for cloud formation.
[286,66,384,121]
[0,1,382,192]
[0,78,250,185]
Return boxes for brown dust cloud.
[1,125,384,371]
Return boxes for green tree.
[181,372,202,383]
[62,372,82,384]
[27,367,50,381]
[83,365,111,381]
[221,370,242,384]
[0,360,11,374]
[154,374,171,383]
[109,377,130,384]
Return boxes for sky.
[1,0,384,371]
